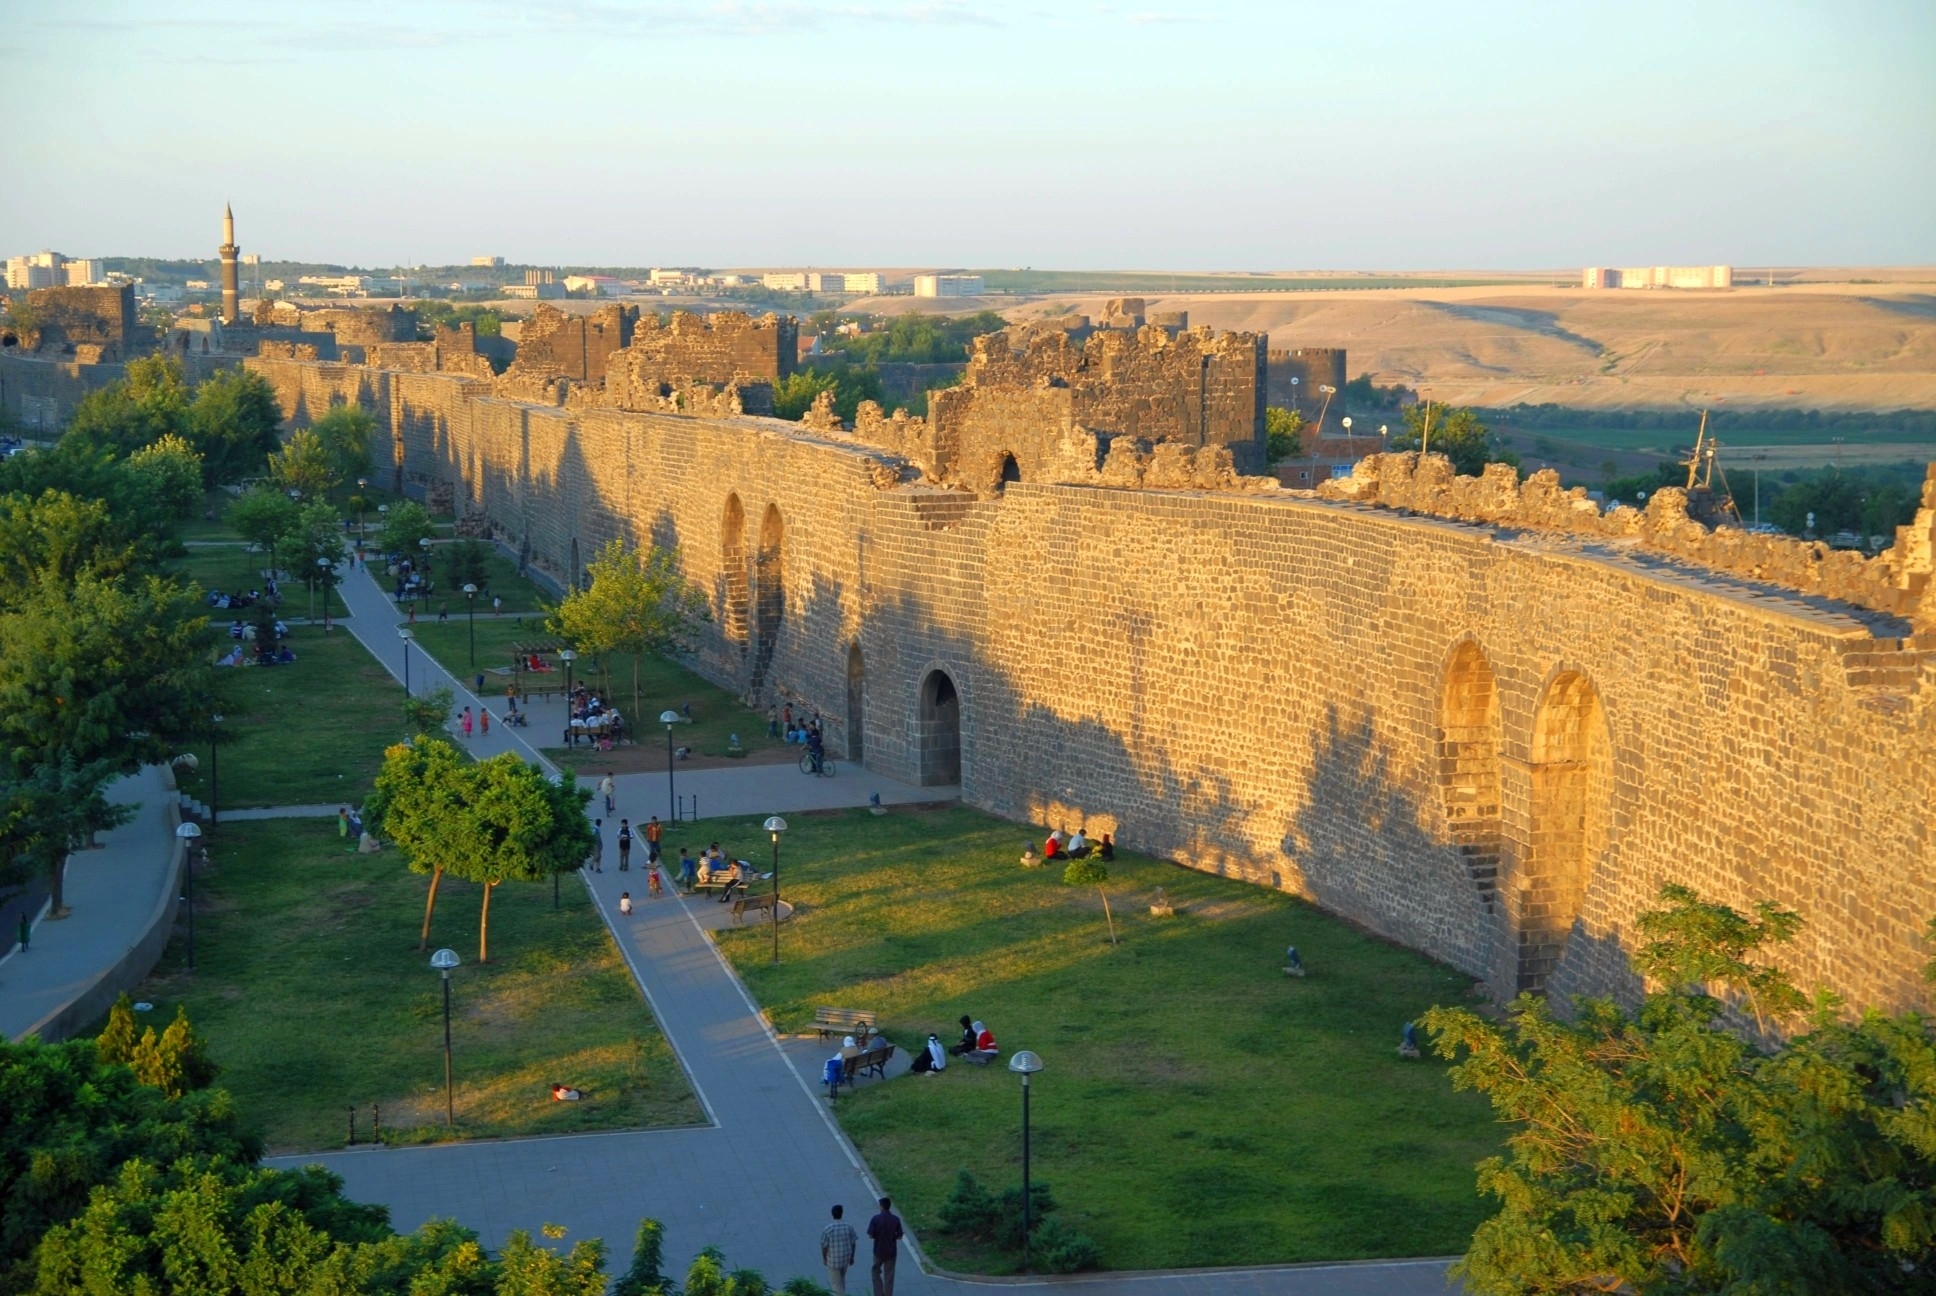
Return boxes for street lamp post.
[317,556,333,631]
[1009,1050,1044,1268]
[175,822,201,971]
[462,582,478,667]
[430,948,460,1126]
[661,710,680,822]
[400,628,415,697]
[764,815,787,964]
[356,479,368,539]
[560,650,577,745]
[209,713,222,826]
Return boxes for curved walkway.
[269,564,1457,1294]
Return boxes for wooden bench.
[732,891,777,924]
[857,1041,894,1080]
[814,1007,878,1042]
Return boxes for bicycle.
[798,750,836,777]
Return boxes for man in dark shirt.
[865,1196,903,1296]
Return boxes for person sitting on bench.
[719,859,755,901]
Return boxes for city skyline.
[0,0,1931,270]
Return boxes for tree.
[281,498,348,618]
[771,370,839,421]
[267,426,340,500]
[367,736,472,951]
[187,366,283,486]
[0,570,212,778]
[378,499,437,556]
[494,1226,608,1296]
[62,355,191,459]
[402,685,456,738]
[1389,403,1519,477]
[226,484,300,576]
[1422,884,1936,1295]
[128,1004,220,1099]
[0,490,137,613]
[1264,406,1304,462]
[312,404,376,484]
[2,751,134,915]
[96,992,141,1067]
[124,433,205,520]
[612,1218,670,1296]
[549,539,709,721]
[460,753,594,963]
[446,538,492,594]
[1062,856,1117,945]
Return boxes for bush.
[1031,1216,1102,1273]
[936,1170,1073,1255]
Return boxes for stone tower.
[219,202,240,324]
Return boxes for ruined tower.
[218,202,240,324]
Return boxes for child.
[619,891,633,917]
[647,862,663,898]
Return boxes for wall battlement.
[241,351,1936,1021]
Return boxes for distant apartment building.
[913,273,985,298]
[811,271,884,293]
[7,251,65,290]
[296,274,369,296]
[504,282,565,300]
[471,255,506,268]
[525,268,556,286]
[649,267,691,285]
[762,272,809,291]
[1583,264,1733,290]
[61,259,103,286]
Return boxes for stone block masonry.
[247,351,1936,1019]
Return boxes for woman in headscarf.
[909,1033,948,1075]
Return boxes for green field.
[124,820,699,1152]
[174,626,405,810]
[715,806,1499,1272]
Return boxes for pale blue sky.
[1,0,1931,269]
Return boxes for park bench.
[732,891,777,924]
[814,1007,878,1042]
[857,1041,894,1080]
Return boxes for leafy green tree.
[187,367,283,486]
[401,686,456,738]
[460,753,594,963]
[367,736,471,950]
[225,484,300,576]
[1389,403,1519,477]
[772,370,838,421]
[446,538,492,594]
[549,539,709,721]
[0,570,212,779]
[312,404,377,484]
[1423,884,1936,1295]
[62,355,191,459]
[612,1218,670,1296]
[1,750,134,915]
[124,432,204,520]
[1062,855,1117,945]
[281,498,348,618]
[0,490,137,613]
[0,442,175,569]
[1264,406,1305,462]
[267,426,339,499]
[494,1226,609,1296]
[96,993,141,1067]
[378,499,437,555]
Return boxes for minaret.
[219,202,240,324]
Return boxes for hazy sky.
[2,0,1931,270]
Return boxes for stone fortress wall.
[244,319,1936,1021]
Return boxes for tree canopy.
[1423,884,1936,1294]
[186,367,284,486]
[267,426,339,500]
[1389,403,1520,477]
[377,499,437,556]
[548,539,708,719]
[311,404,376,484]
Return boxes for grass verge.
[713,805,1499,1272]
[127,819,699,1153]
[175,625,407,810]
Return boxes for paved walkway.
[0,766,177,1042]
[219,804,346,821]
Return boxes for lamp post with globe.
[764,816,787,963]
[462,582,478,667]
[1009,1050,1045,1267]
[430,948,460,1125]
[174,821,202,971]
[400,627,415,697]
[661,710,681,821]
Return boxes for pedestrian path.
[220,804,347,821]
[279,567,1456,1295]
[0,766,179,1043]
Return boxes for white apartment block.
[1583,265,1733,290]
[762,272,809,291]
[913,274,985,298]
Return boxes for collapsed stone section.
[600,310,795,417]
[497,303,636,397]
[7,284,137,360]
[1321,453,1936,630]
[846,322,1270,490]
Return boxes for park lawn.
[174,625,405,810]
[126,820,698,1152]
[715,806,1501,1273]
[405,614,784,761]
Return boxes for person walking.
[480,708,490,735]
[644,814,664,863]
[589,819,604,872]
[866,1197,903,1296]
[460,707,473,740]
[821,1204,858,1296]
[599,774,615,815]
[617,818,633,871]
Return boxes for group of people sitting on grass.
[1024,826,1114,868]
[207,583,277,611]
[905,1016,997,1075]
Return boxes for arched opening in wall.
[1519,672,1613,995]
[1439,641,1502,912]
[997,453,1021,491]
[917,669,961,786]
[720,494,749,654]
[846,642,865,763]
[751,503,784,694]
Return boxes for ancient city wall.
[248,353,1936,1017]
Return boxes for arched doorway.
[1519,672,1612,994]
[997,453,1021,491]
[917,669,961,786]
[720,494,748,654]
[1439,641,1502,911]
[846,643,865,763]
[751,504,784,693]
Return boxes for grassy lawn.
[402,614,785,762]
[174,625,406,810]
[714,806,1500,1272]
[127,820,700,1153]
